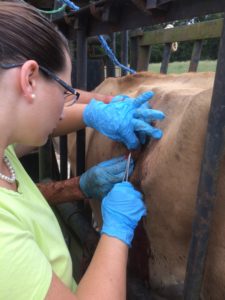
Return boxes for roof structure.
[27,0,225,36]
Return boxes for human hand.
[101,182,146,247]
[79,156,134,200]
[83,91,165,150]
[133,99,165,145]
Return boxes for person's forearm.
[76,234,128,300]
[53,91,113,137]
[37,177,86,204]
[53,103,86,136]
[76,89,113,104]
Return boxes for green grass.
[148,60,217,74]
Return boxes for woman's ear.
[20,60,39,101]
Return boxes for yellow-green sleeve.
[0,209,52,300]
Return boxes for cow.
[68,71,225,299]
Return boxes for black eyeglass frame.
[0,62,80,106]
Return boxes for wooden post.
[184,16,225,300]
[160,43,172,74]
[137,45,151,71]
[189,40,203,72]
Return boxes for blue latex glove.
[133,101,165,145]
[83,91,165,150]
[80,156,134,200]
[101,182,146,247]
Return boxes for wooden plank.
[81,0,225,37]
[138,18,223,46]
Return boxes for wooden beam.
[146,0,175,9]
[84,0,225,36]
[136,18,223,46]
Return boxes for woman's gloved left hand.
[83,91,165,150]
[79,156,134,200]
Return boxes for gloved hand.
[83,91,165,150]
[79,156,134,200]
[133,100,165,145]
[101,182,146,247]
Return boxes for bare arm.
[46,235,128,300]
[76,89,113,104]
[53,90,113,137]
[53,103,86,136]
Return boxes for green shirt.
[0,145,77,299]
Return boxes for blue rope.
[59,0,136,74]
[98,35,136,74]
[59,0,80,11]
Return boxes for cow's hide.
[68,72,225,299]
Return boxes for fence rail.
[130,18,223,73]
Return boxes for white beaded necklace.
[0,156,16,184]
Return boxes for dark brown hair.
[0,1,69,73]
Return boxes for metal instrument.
[122,152,132,182]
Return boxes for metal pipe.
[121,30,129,76]
[56,201,99,281]
[76,18,87,176]
[184,16,225,300]
[106,33,116,77]
[59,135,68,180]
[39,139,53,181]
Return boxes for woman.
[0,2,164,299]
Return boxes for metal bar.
[130,36,139,71]
[59,135,68,180]
[74,19,93,233]
[38,139,53,181]
[121,30,129,76]
[106,33,116,77]
[76,130,85,176]
[189,40,203,72]
[57,201,99,281]
[160,43,171,74]
[184,16,225,300]
[76,18,87,176]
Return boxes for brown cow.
[68,71,225,299]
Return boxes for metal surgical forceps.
[122,152,132,182]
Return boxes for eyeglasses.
[0,62,80,106]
